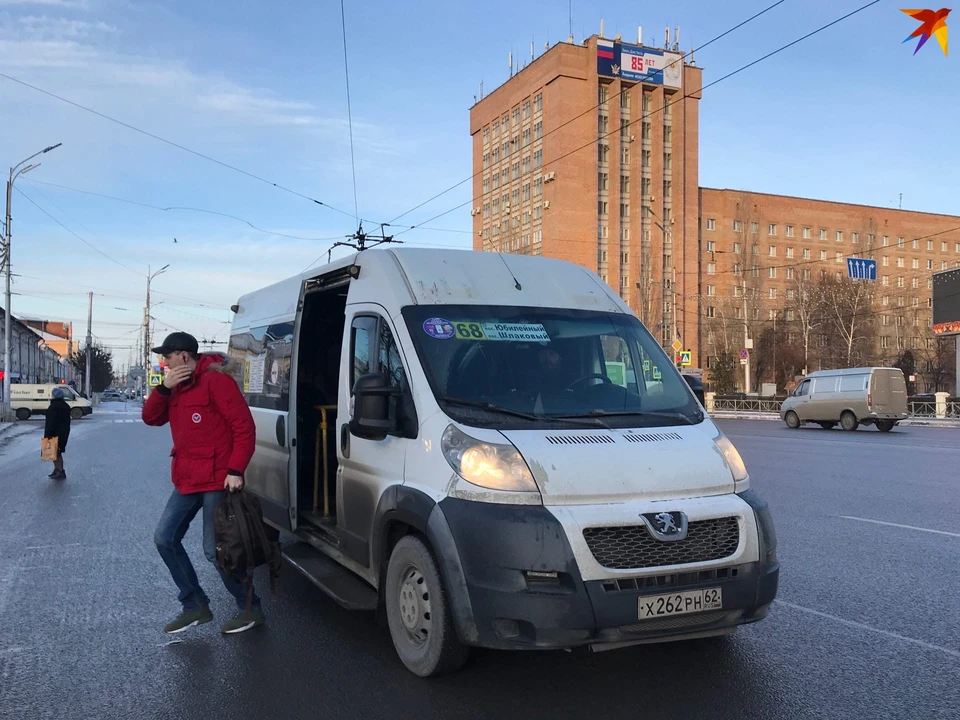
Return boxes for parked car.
[9,384,93,420]
[780,367,908,432]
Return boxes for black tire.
[819,422,836,430]
[385,535,470,677]
[15,408,30,421]
[70,408,84,420]
[877,420,895,433]
[785,411,800,429]
[840,412,859,432]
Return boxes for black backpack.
[214,490,282,611]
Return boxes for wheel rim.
[396,564,432,649]
[787,412,799,428]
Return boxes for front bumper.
[437,491,779,651]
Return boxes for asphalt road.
[1,409,958,720]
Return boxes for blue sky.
[0,0,956,370]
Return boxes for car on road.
[229,248,779,677]
[9,384,93,420]
[780,367,908,432]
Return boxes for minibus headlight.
[714,432,750,490]
[441,425,539,493]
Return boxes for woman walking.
[44,388,72,480]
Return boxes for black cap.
[152,331,199,356]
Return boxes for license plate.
[638,588,723,620]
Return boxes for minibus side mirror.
[682,374,705,406]
[350,373,401,441]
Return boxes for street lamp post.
[143,264,169,400]
[2,143,61,420]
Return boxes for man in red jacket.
[143,332,263,635]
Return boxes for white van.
[780,367,908,432]
[229,248,779,676]
[9,384,92,421]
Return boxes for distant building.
[0,308,75,399]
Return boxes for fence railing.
[711,395,960,420]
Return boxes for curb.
[710,413,960,428]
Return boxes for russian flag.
[597,38,614,59]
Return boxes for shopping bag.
[40,437,58,462]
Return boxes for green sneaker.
[163,606,213,634]
[220,610,265,635]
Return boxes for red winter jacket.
[142,354,256,494]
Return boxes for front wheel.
[785,411,800,429]
[70,408,84,420]
[385,535,470,677]
[841,412,859,432]
[15,408,31,421]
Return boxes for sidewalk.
[710,411,960,428]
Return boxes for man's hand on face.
[163,365,193,389]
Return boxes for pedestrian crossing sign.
[680,351,692,367]
[148,373,163,387]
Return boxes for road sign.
[148,373,162,387]
[680,351,692,367]
[739,348,749,360]
[652,366,662,380]
[671,340,682,352]
[846,257,877,281]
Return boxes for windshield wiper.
[550,409,700,425]
[439,396,608,427]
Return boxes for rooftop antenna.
[674,26,680,51]
[531,39,535,61]
[332,222,401,254]
[568,0,573,42]
[508,50,513,77]
[638,25,643,45]
[665,26,670,49]
[899,193,903,209]
[600,17,604,38]
[690,46,696,66]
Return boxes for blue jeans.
[154,488,261,613]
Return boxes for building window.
[706,218,715,231]
[598,115,609,135]
[620,202,629,218]
[622,146,630,164]
[483,176,490,193]
[733,242,741,254]
[663,180,671,198]
[598,85,609,106]
[523,101,531,119]
[523,183,531,201]
[641,177,651,196]
[483,203,490,219]
[928,239,934,250]
[913,238,919,249]
[882,235,889,246]
[912,277,919,289]
[706,241,716,253]
[803,227,811,239]
[621,228,630,242]
[898,237,905,248]
[492,121,500,139]
[820,229,827,241]
[512,162,520,180]
[768,224,777,236]
[534,150,542,168]
[769,267,777,278]
[502,141,510,158]
[882,275,889,286]
[663,153,672,171]
[836,231,843,242]
[751,222,759,234]
[867,234,874,244]
[927,259,933,269]
[641,150,651,168]
[534,121,543,140]
[786,225,794,237]
[642,93,652,111]
[642,121,652,139]
[706,284,716,296]
[522,156,531,174]
[802,248,811,259]
[598,172,608,191]
[819,250,827,260]
[769,288,777,299]
[787,290,795,301]
[534,205,542,219]
[897,276,904,288]
[707,263,716,275]
[769,245,777,257]
[786,267,795,280]
[734,220,743,231]
[786,247,794,258]
[943,241,949,251]
[522,129,531,148]
[897,257,904,268]
[664,125,672,142]
[912,258,919,269]
[620,175,630,194]
[706,306,715,318]
[513,108,521,126]
[836,252,843,263]
[483,153,490,169]
[534,93,542,113]
[598,225,608,239]
[598,144,609,163]
[534,177,542,196]
[598,201,608,215]
[851,232,859,244]
[733,264,741,276]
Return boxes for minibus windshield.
[402,305,702,430]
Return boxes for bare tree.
[818,273,877,367]
[786,266,823,373]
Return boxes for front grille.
[583,517,740,570]
[619,611,727,634]
[601,565,742,593]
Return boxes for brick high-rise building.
[699,188,960,392]
[470,33,703,358]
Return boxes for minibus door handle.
[340,423,350,458]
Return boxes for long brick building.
[470,31,959,392]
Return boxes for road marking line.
[776,600,960,659]
[838,515,960,538]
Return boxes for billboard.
[597,39,683,89]
[932,267,960,336]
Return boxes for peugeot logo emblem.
[641,511,688,542]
